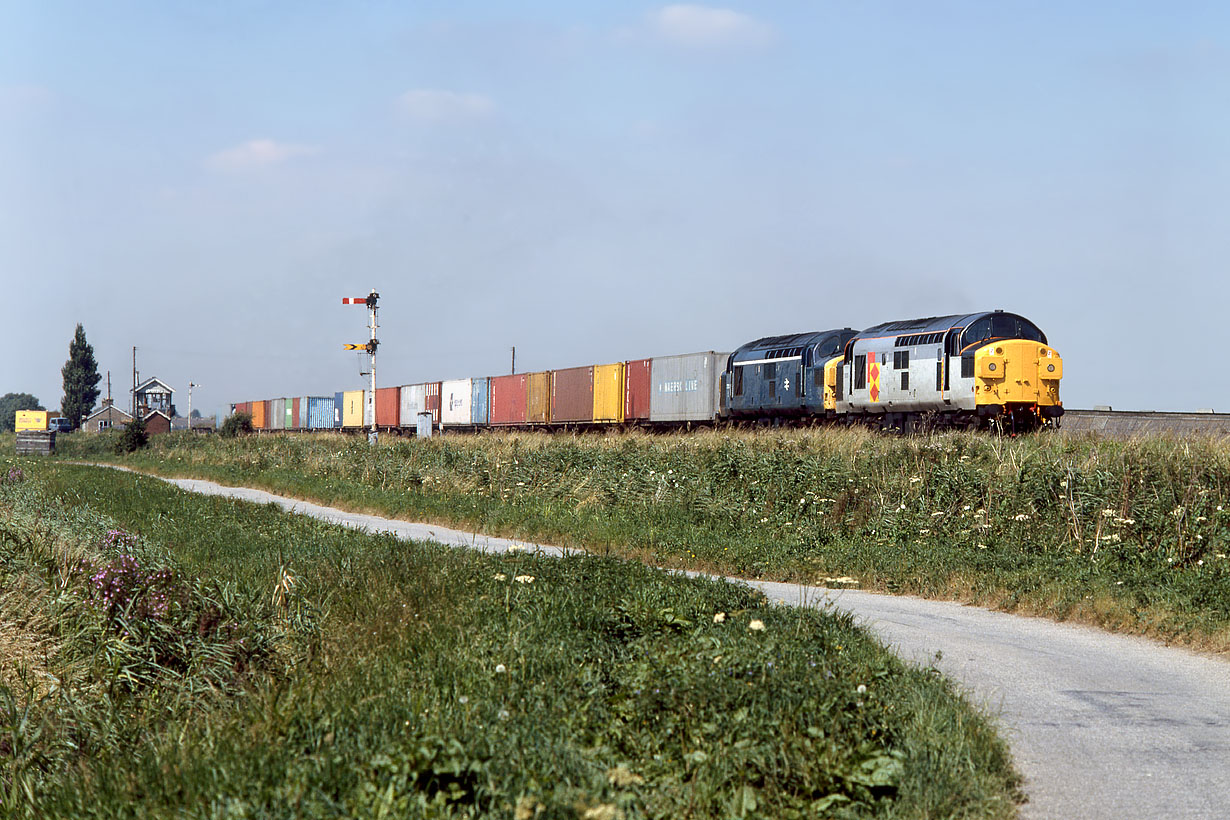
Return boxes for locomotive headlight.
[988,362,997,372]
[1047,364,1055,373]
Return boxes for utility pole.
[511,346,516,375]
[188,382,200,430]
[131,347,137,417]
[343,289,380,445]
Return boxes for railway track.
[1059,409,1230,439]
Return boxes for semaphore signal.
[343,289,380,444]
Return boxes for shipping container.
[527,372,551,424]
[441,379,473,426]
[375,387,400,428]
[252,400,268,430]
[342,390,365,428]
[333,392,344,428]
[233,401,252,419]
[489,374,528,425]
[424,382,441,425]
[649,352,728,423]
[307,397,334,430]
[286,399,296,429]
[270,398,286,430]
[624,359,651,421]
[551,366,593,423]
[399,383,425,427]
[594,363,625,423]
[298,396,309,430]
[471,378,490,426]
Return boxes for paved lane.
[140,474,1230,819]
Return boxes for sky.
[3,1,1229,418]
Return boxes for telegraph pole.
[187,382,200,430]
[343,289,380,445]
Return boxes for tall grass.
[60,427,1230,653]
[0,459,1022,818]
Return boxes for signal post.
[343,290,380,445]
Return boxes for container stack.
[16,431,55,456]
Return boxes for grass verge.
[56,427,1230,655]
[1,458,1022,818]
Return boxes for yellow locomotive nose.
[974,340,1063,410]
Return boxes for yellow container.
[15,410,48,432]
[343,390,365,428]
[593,363,625,423]
[527,373,551,424]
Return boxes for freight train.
[231,310,1063,435]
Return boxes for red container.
[375,387,400,428]
[234,401,251,417]
[490,374,528,425]
[424,382,441,425]
[625,359,651,421]
[291,397,301,429]
[551,366,594,423]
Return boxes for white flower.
[1059,480,1067,488]
[493,573,507,581]
[1172,507,1185,519]
[1013,513,1030,521]
[458,695,469,704]
[514,575,535,584]
[856,684,867,694]
[1102,509,1115,517]
[977,544,988,550]
[919,529,930,535]
[495,664,506,674]
[910,477,922,483]
[759,517,769,523]
[748,619,765,632]
[931,511,944,517]
[962,505,971,511]
[713,612,726,624]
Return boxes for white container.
[441,378,473,426]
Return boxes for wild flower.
[1102,509,1115,517]
[919,529,930,535]
[1013,514,1030,521]
[713,612,726,623]
[495,664,507,674]
[1172,507,1185,519]
[910,477,922,483]
[493,573,507,581]
[514,575,535,584]
[458,696,469,704]
[748,619,765,632]
[856,684,867,694]
[4,467,24,483]
[977,544,988,549]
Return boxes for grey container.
[270,398,286,430]
[307,397,335,430]
[649,351,728,423]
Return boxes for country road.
[121,471,1230,820]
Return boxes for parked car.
[48,417,73,433]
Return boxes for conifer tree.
[61,324,101,430]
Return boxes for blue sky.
[3,2,1229,416]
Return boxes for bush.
[114,414,148,453]
[219,412,253,439]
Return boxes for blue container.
[307,397,335,430]
[471,377,490,426]
[333,392,344,428]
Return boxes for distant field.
[0,458,1021,818]
[58,426,1230,655]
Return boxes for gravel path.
[113,471,1230,820]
